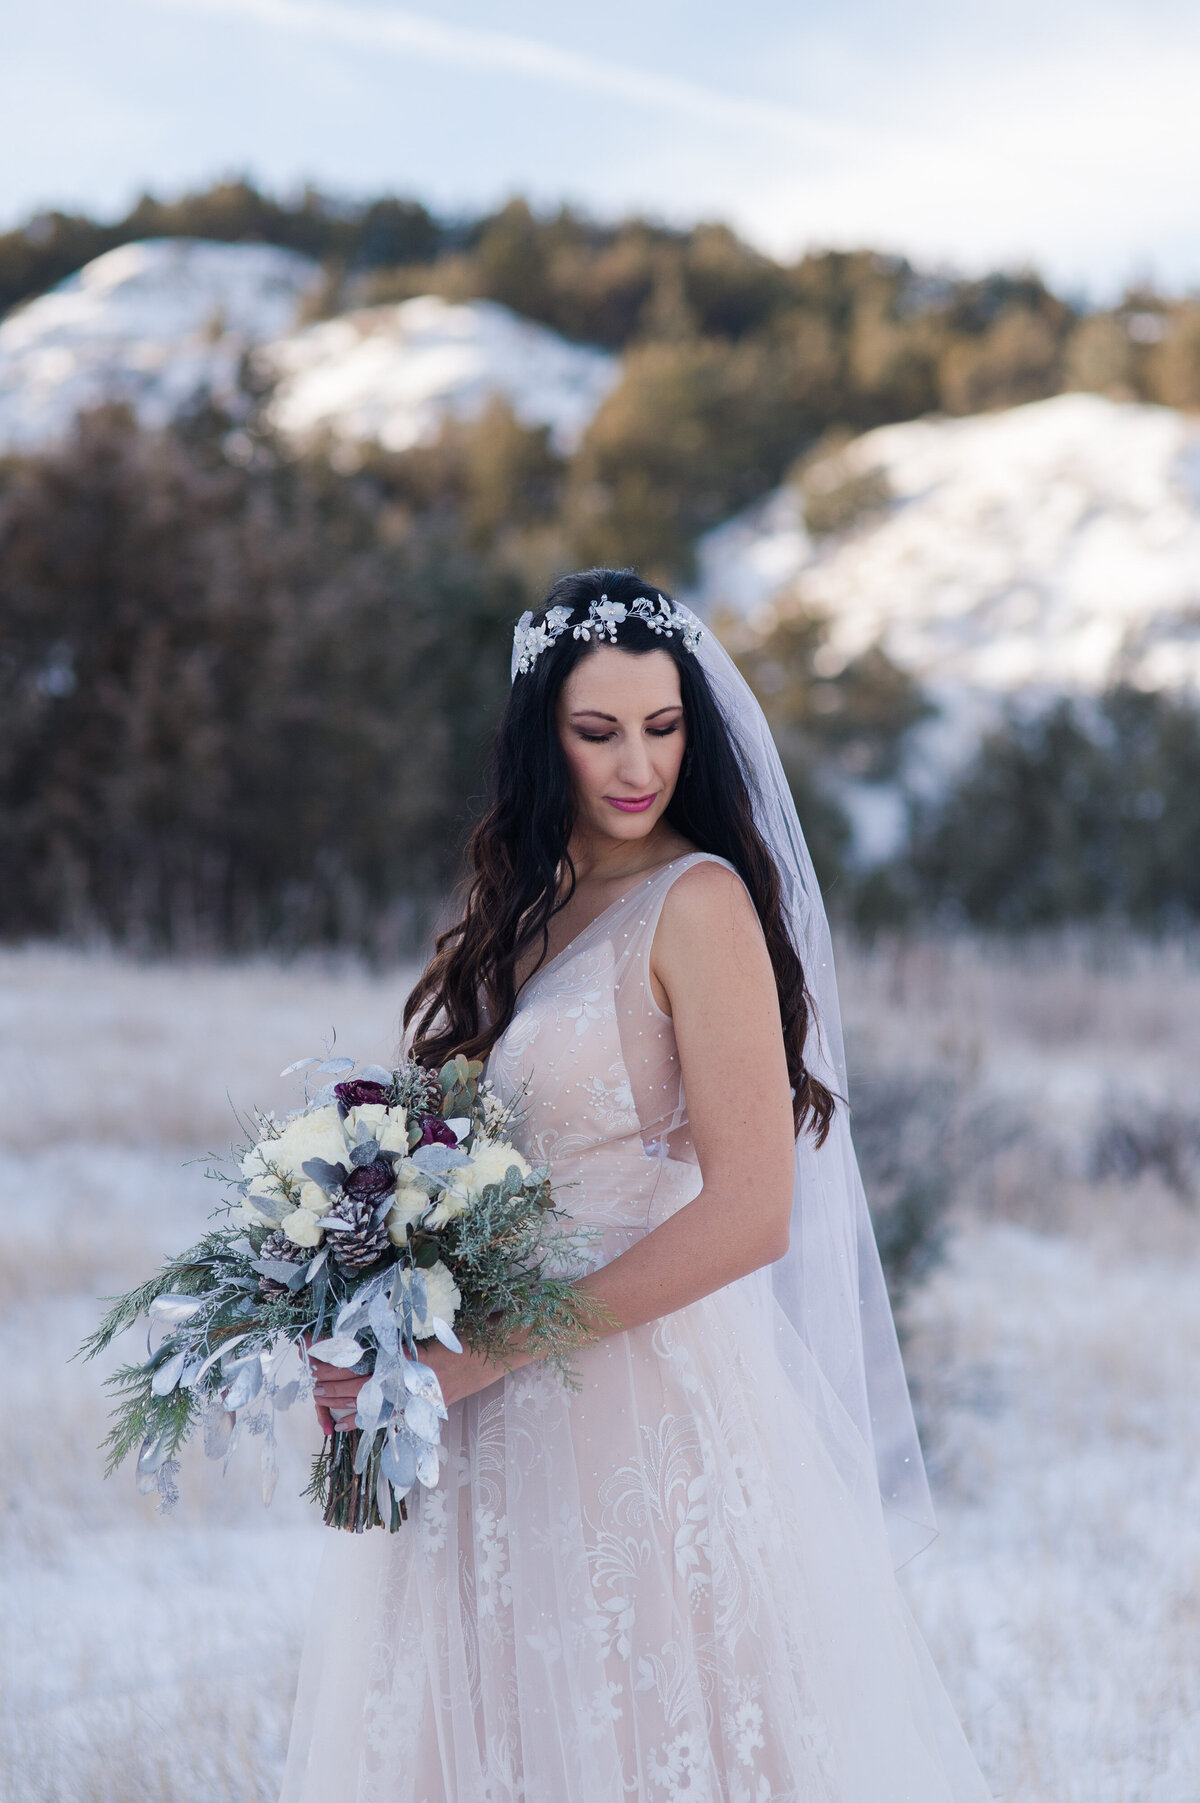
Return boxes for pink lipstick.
[606,793,657,813]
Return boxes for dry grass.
[1,936,1198,1801]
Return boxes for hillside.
[698,393,1200,717]
[0,240,320,450]
[0,240,620,458]
[261,294,618,456]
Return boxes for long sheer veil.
[510,605,937,1566]
[689,613,937,1566]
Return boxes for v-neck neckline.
[519,852,703,996]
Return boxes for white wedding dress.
[280,854,991,1803]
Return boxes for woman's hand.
[309,1334,521,1433]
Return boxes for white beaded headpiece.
[511,592,704,679]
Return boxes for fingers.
[315,1401,334,1437]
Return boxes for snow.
[0,244,619,461]
[697,394,1200,708]
[260,293,620,456]
[3,936,1198,1800]
[0,240,321,453]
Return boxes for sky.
[5,0,1200,296]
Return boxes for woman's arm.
[313,862,797,1419]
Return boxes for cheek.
[659,732,687,786]
[560,736,606,797]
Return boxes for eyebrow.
[569,704,683,723]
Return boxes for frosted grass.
[1,938,1197,1801]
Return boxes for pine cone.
[258,1228,308,1297]
[324,1165,392,1271]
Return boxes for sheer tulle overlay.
[281,856,991,1803]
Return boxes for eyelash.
[577,724,681,745]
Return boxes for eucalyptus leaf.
[349,1139,380,1168]
[280,1055,320,1077]
[193,1334,248,1384]
[150,1349,188,1396]
[308,1335,366,1369]
[148,1294,205,1326]
[245,1192,289,1223]
[402,1361,448,1414]
[355,1374,385,1437]
[381,1431,417,1490]
[137,1425,174,1477]
[301,1158,348,1196]
[317,1057,355,1075]
[403,1393,443,1444]
[429,1316,464,1354]
[358,1064,394,1086]
[261,1434,278,1506]
[273,1379,300,1412]
[409,1144,469,1175]
[204,1407,234,1459]
[223,1356,263,1412]
[415,1441,440,1488]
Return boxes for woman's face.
[556,646,687,847]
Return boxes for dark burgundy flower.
[333,1078,391,1114]
[418,1116,458,1148]
[343,1161,394,1207]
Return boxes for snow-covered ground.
[0,240,321,453]
[261,293,620,457]
[1,939,1198,1801]
[0,240,619,461]
[697,394,1200,739]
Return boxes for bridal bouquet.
[81,1052,597,1532]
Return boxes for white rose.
[465,1140,529,1192]
[386,1181,431,1245]
[269,1106,349,1182]
[279,1206,324,1248]
[343,1102,390,1142]
[377,1106,410,1155]
[295,1177,335,1217]
[398,1260,461,1338]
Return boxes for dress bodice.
[486,853,733,1258]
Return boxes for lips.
[605,793,657,813]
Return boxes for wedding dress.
[280,852,991,1803]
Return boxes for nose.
[615,734,655,791]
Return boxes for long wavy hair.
[404,568,834,1143]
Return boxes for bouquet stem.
[310,1430,409,1532]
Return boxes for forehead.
[561,646,682,712]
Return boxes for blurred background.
[2,3,1199,1800]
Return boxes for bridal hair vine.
[512,593,704,676]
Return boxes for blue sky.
[5,0,1200,294]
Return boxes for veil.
[689,614,937,1567]
[511,602,937,1568]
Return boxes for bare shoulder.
[658,857,760,942]
[652,859,771,1005]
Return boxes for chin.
[592,804,664,842]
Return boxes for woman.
[285,568,991,1802]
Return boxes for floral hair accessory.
[512,593,703,677]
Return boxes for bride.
[284,568,992,1802]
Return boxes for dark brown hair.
[404,569,834,1143]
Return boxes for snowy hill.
[0,243,620,459]
[259,294,620,456]
[0,239,321,452]
[698,394,1200,706]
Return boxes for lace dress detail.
[280,855,991,1803]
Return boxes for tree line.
[3,182,1199,946]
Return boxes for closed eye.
[576,724,681,745]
